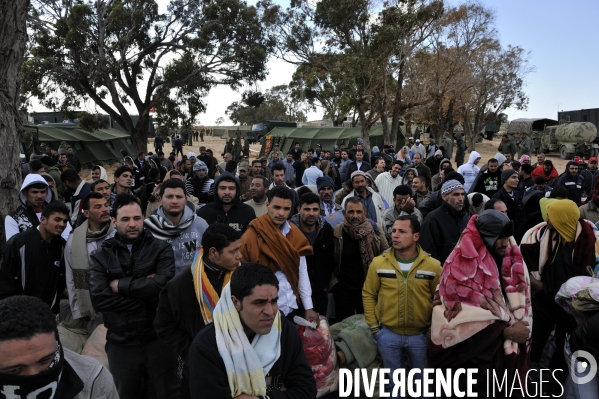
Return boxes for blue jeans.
[374,326,429,399]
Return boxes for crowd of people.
[1,130,599,399]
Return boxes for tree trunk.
[381,113,390,145]
[0,0,29,245]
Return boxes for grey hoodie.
[144,201,209,274]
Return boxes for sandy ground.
[82,134,571,184]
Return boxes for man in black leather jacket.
[89,193,179,399]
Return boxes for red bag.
[295,316,339,397]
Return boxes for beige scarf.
[71,220,114,319]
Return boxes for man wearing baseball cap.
[582,156,599,194]
[419,179,468,264]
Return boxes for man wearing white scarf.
[188,263,316,398]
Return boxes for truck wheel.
[560,147,573,160]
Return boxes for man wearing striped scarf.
[188,263,316,398]
[155,223,245,399]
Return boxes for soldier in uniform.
[498,134,517,159]
[242,139,250,159]
[232,139,243,162]
[518,132,533,159]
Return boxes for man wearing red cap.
[582,156,599,195]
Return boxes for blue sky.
[490,0,599,120]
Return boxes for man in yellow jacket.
[362,215,441,397]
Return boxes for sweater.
[145,203,209,274]
[363,246,441,335]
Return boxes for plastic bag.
[295,316,339,397]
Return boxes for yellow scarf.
[191,247,234,325]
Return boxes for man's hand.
[504,320,530,343]
[147,274,156,279]
[529,275,543,293]
[109,279,119,293]
[234,395,258,399]
[399,198,416,214]
[304,309,319,325]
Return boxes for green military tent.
[25,123,137,167]
[260,125,411,156]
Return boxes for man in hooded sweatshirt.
[4,174,71,241]
[196,172,256,234]
[144,179,209,275]
[521,200,597,391]
[457,151,481,193]
[185,160,215,206]
[469,158,502,197]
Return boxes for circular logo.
[571,350,598,385]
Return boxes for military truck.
[540,122,599,159]
[243,120,297,144]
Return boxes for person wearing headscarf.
[429,210,532,397]
[521,199,599,391]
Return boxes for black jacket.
[347,161,371,176]
[419,201,468,265]
[492,187,523,230]
[154,260,251,365]
[0,228,66,312]
[196,172,256,233]
[418,191,471,219]
[89,230,175,344]
[555,161,584,206]
[289,214,335,302]
[188,315,317,399]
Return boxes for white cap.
[188,151,197,158]
[415,139,421,143]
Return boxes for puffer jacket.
[363,246,441,335]
[89,230,175,344]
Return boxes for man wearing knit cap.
[341,170,386,225]
[317,176,341,217]
[521,199,599,391]
[185,160,215,206]
[492,169,524,236]
[429,210,532,396]
[419,179,468,264]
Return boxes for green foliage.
[22,0,278,151]
[226,85,307,125]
